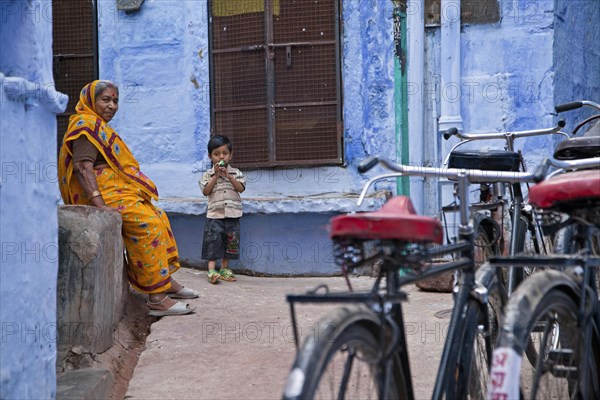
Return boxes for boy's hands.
[216,162,228,177]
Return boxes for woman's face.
[95,87,119,122]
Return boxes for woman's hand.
[86,191,116,212]
[73,160,115,210]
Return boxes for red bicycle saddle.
[330,196,443,244]
[529,169,600,209]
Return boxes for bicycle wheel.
[512,214,541,279]
[283,305,410,400]
[446,264,506,399]
[473,219,498,268]
[520,209,553,257]
[498,271,600,399]
[557,224,600,297]
[501,213,550,298]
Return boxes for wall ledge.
[0,72,68,113]
[155,190,391,215]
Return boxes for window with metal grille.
[52,0,98,151]
[209,0,343,168]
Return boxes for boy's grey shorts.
[201,218,241,260]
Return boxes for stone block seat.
[56,205,149,399]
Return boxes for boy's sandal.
[219,268,237,282]
[167,287,199,299]
[148,296,196,317]
[207,270,220,284]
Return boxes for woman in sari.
[58,80,197,316]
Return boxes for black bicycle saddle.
[554,118,600,160]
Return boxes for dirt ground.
[95,290,155,400]
[122,268,454,399]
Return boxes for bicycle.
[488,100,600,399]
[552,100,600,298]
[282,157,549,400]
[442,122,568,294]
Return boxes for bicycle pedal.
[547,348,575,365]
[551,365,577,379]
[530,321,550,333]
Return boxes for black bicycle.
[442,122,567,294]
[282,158,550,400]
[489,100,600,399]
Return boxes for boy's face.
[210,144,232,166]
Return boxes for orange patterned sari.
[58,81,180,294]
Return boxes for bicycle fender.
[473,214,501,248]
[497,269,581,352]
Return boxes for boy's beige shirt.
[199,165,246,218]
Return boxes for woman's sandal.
[148,296,197,317]
[167,287,200,299]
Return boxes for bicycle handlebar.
[555,100,600,113]
[357,156,600,206]
[555,101,583,113]
[442,121,567,141]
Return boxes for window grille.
[52,0,98,150]
[209,0,343,168]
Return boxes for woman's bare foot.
[147,293,178,311]
[166,279,184,294]
[162,278,199,299]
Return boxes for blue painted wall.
[553,0,600,130]
[426,0,599,216]
[96,0,396,269]
[0,0,64,397]
[169,212,339,275]
[457,0,557,161]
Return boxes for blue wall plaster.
[553,0,600,134]
[169,212,339,275]
[0,1,60,397]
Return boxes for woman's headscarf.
[58,80,159,204]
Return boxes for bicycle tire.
[507,214,534,282]
[283,305,410,400]
[473,218,499,268]
[502,213,551,299]
[444,263,506,399]
[493,270,600,399]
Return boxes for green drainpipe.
[393,3,409,195]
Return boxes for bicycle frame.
[442,123,569,294]
[286,159,549,399]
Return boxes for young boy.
[199,135,246,284]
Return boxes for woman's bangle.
[88,192,103,204]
